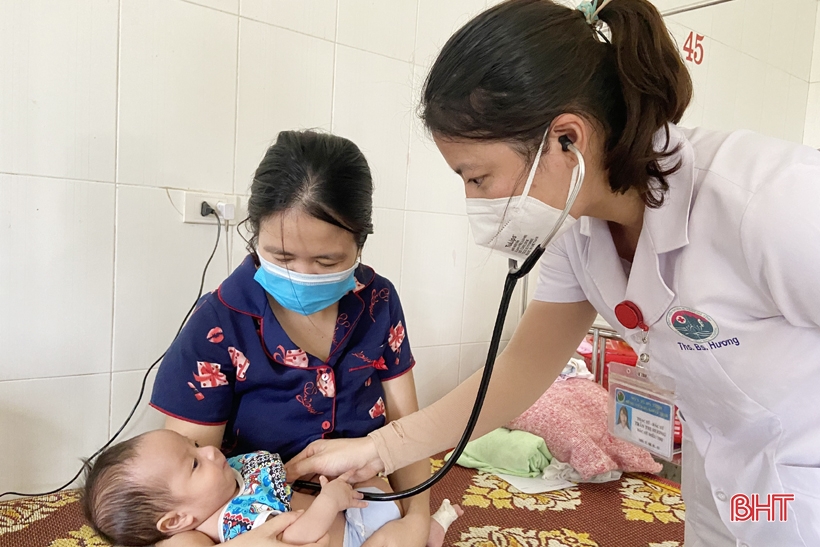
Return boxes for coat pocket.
[775,463,820,545]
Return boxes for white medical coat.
[534,124,820,546]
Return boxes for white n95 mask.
[465,129,585,260]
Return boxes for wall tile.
[361,208,405,290]
[235,20,334,192]
[759,67,792,140]
[702,41,742,132]
[804,82,820,148]
[739,0,774,63]
[112,186,229,372]
[732,53,766,134]
[0,375,110,493]
[710,0,745,51]
[812,7,820,82]
[752,0,816,81]
[461,231,521,345]
[785,76,809,144]
[337,0,418,62]
[667,2,714,37]
[187,0,239,14]
[786,0,817,80]
[240,0,337,40]
[232,198,253,269]
[0,176,114,381]
[411,345,460,408]
[400,212,468,347]
[414,0,486,69]
[406,119,466,215]
[406,65,467,216]
[763,0,799,76]
[666,21,709,128]
[459,342,489,384]
[0,0,118,181]
[110,368,166,441]
[333,46,414,211]
[118,0,238,193]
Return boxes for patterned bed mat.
[0,457,684,547]
[428,456,684,547]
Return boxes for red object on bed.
[576,334,637,390]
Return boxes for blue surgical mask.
[254,253,358,316]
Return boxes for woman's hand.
[361,512,429,547]
[285,437,384,483]
[156,512,327,547]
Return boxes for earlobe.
[157,511,196,535]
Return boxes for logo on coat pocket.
[666,307,718,342]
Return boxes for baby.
[82,429,461,547]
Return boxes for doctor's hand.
[286,437,384,484]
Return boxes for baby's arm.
[281,472,366,545]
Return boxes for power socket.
[182,192,240,224]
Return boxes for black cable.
[0,209,223,499]
[293,245,547,501]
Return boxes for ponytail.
[598,0,692,206]
[422,0,693,207]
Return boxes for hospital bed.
[0,456,684,547]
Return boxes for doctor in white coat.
[286,1,820,545]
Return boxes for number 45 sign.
[683,31,705,65]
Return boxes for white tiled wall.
[659,0,817,142]
[2,0,819,495]
[805,6,820,148]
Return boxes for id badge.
[608,362,677,461]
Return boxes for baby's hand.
[318,471,368,512]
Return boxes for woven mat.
[428,456,684,547]
[0,458,684,547]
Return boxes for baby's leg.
[427,499,464,547]
[352,479,463,547]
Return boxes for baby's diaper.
[343,487,402,547]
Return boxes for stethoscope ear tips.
[558,135,573,152]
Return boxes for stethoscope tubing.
[293,247,544,501]
[294,141,585,501]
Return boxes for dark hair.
[247,130,374,252]
[81,434,175,546]
[421,0,692,207]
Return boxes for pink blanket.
[507,378,662,480]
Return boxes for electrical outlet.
[182,192,240,225]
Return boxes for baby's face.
[134,430,238,524]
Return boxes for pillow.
[507,377,662,480]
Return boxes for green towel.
[445,428,552,478]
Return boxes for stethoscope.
[294,135,586,501]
